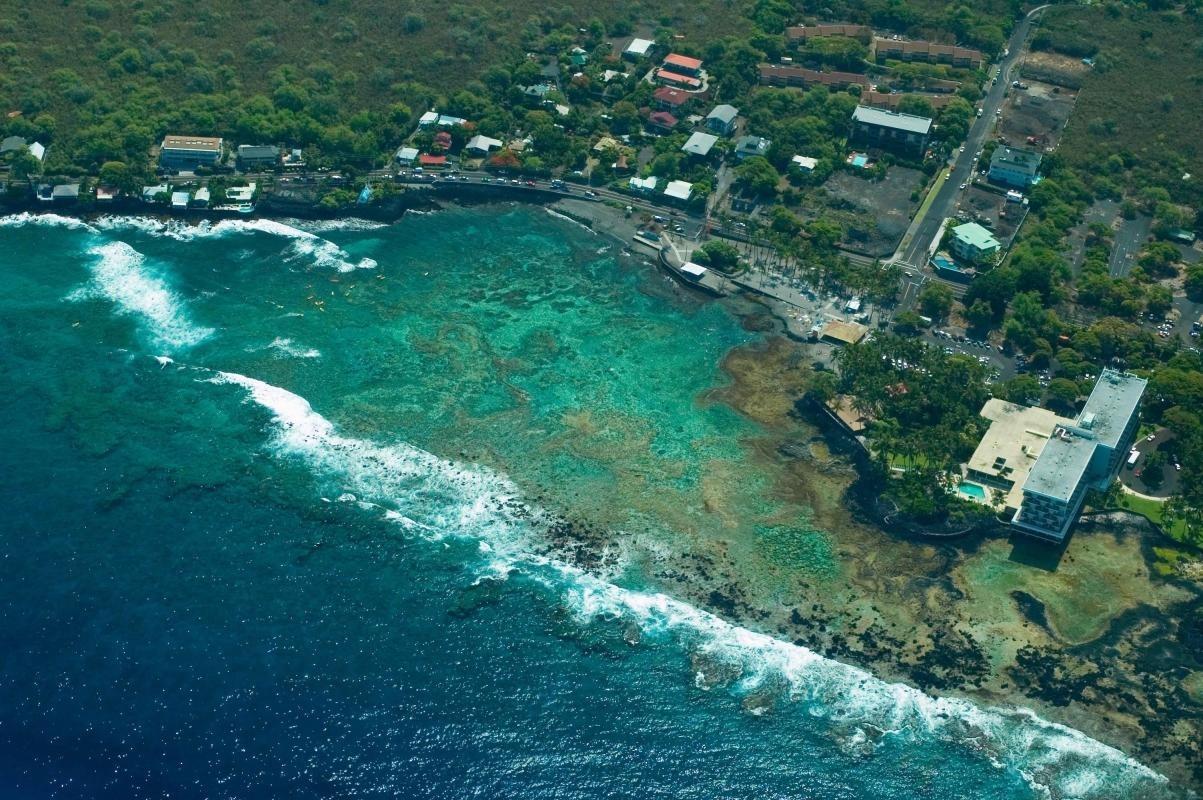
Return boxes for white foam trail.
[261,337,321,359]
[544,207,597,235]
[72,242,214,352]
[93,216,377,272]
[208,371,1170,800]
[0,211,96,232]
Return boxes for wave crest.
[73,241,214,352]
[93,216,377,272]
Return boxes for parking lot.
[1121,428,1181,497]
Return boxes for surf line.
[203,369,1168,800]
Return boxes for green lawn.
[1111,490,1187,539]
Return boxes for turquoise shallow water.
[0,208,1177,799]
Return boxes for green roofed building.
[949,222,1000,264]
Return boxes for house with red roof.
[647,110,678,132]
[418,154,447,168]
[662,53,702,77]
[652,86,690,110]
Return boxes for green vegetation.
[820,333,994,526]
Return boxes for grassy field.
[1039,4,1203,206]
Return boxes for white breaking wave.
[261,337,322,359]
[278,217,390,233]
[207,371,1170,800]
[93,216,378,272]
[544,207,597,236]
[71,241,214,352]
[0,211,96,232]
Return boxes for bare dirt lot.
[996,80,1078,152]
[821,165,925,256]
[959,186,1024,247]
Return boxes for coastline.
[6,196,1202,792]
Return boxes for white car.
[959,183,967,190]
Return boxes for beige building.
[963,399,1075,515]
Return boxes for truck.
[1127,450,1141,468]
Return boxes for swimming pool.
[958,482,988,501]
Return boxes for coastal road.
[893,5,1052,271]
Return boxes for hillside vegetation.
[0,0,1014,175]
[1036,3,1203,207]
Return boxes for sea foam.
[208,371,1172,800]
[73,241,214,352]
[0,211,96,232]
[93,216,378,272]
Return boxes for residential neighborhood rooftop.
[681,131,718,156]
[952,221,1001,250]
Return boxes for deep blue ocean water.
[0,209,1177,799]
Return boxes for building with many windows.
[961,370,1147,543]
[948,222,1001,264]
[988,145,1042,188]
[849,106,931,156]
[159,135,223,171]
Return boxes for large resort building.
[961,369,1148,543]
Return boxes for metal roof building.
[681,132,718,157]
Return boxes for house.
[989,145,1042,188]
[624,38,655,61]
[159,135,223,171]
[785,24,871,43]
[653,86,690,110]
[418,111,468,128]
[418,154,447,168]
[791,155,818,171]
[433,131,453,151]
[282,148,306,170]
[38,184,79,204]
[663,179,693,203]
[236,144,280,171]
[570,47,589,67]
[28,141,45,161]
[849,106,931,156]
[681,131,719,158]
[395,146,420,165]
[873,38,983,69]
[961,371,1146,542]
[226,182,256,202]
[705,105,738,136]
[628,175,659,194]
[593,136,620,153]
[758,64,870,90]
[0,135,25,154]
[465,135,503,155]
[171,190,190,209]
[188,186,210,209]
[734,135,770,161]
[647,111,678,132]
[95,185,118,202]
[142,184,169,202]
[655,69,701,90]
[949,222,1000,264]
[662,53,702,77]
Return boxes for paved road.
[894,5,1051,270]
[1109,213,1153,277]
